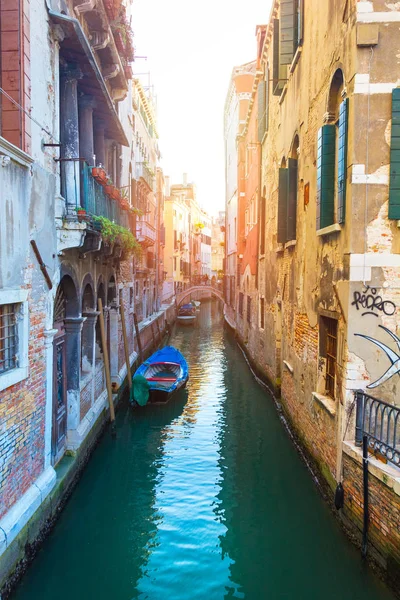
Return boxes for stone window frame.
[0,289,29,392]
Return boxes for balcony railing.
[81,163,129,228]
[136,162,155,191]
[136,219,156,247]
[355,390,400,467]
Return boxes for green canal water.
[13,302,395,599]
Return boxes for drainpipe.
[362,434,369,559]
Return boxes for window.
[389,88,400,219]
[273,1,303,96]
[239,292,244,316]
[317,70,348,231]
[320,316,338,399]
[258,73,269,142]
[260,297,265,329]
[0,290,28,392]
[0,304,18,374]
[260,187,266,254]
[135,281,139,297]
[247,296,251,325]
[174,257,177,270]
[277,158,298,243]
[130,287,134,306]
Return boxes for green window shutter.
[273,19,283,96]
[280,0,297,66]
[278,168,289,243]
[317,125,336,230]
[389,88,400,219]
[337,98,349,224]
[257,80,266,142]
[287,158,298,241]
[297,0,304,47]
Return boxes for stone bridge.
[176,285,225,307]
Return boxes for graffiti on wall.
[355,325,400,389]
[352,285,396,318]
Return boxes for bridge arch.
[177,285,225,307]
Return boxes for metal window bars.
[0,304,18,374]
[355,390,400,467]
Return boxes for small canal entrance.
[13,302,395,599]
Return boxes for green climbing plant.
[92,216,141,257]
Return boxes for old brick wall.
[0,275,46,519]
[343,453,400,567]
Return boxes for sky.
[132,0,272,215]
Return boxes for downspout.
[44,0,128,145]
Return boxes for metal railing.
[355,390,400,466]
[136,162,155,191]
[80,163,129,228]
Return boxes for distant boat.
[131,346,189,405]
[177,302,196,325]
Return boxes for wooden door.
[52,326,67,464]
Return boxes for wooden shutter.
[337,98,349,224]
[317,125,335,230]
[287,158,298,241]
[297,0,304,47]
[273,19,283,96]
[389,88,400,219]
[280,0,297,66]
[257,80,266,142]
[265,66,270,131]
[278,168,289,243]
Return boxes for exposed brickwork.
[343,453,400,567]
[0,281,46,519]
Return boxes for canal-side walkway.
[11,303,395,599]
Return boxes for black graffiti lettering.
[352,290,396,316]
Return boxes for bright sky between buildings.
[132,0,272,215]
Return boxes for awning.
[47,9,129,147]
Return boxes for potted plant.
[76,206,87,221]
[92,166,107,185]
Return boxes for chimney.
[183,173,188,186]
[165,176,170,196]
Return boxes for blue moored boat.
[131,346,189,406]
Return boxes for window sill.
[275,244,284,254]
[0,366,29,393]
[0,136,33,168]
[283,360,294,374]
[284,239,296,249]
[279,85,288,105]
[289,46,302,74]
[312,392,336,417]
[316,223,342,237]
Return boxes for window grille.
[323,317,337,399]
[0,304,18,374]
[239,292,244,316]
[247,296,251,325]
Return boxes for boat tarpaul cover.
[131,375,150,406]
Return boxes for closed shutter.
[278,168,289,243]
[297,0,304,46]
[257,80,266,142]
[273,19,283,96]
[389,88,400,219]
[265,66,270,131]
[337,98,349,224]
[280,0,297,66]
[317,125,336,230]
[287,158,298,241]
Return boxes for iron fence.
[355,390,400,466]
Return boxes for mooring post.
[133,312,143,362]
[362,434,369,559]
[98,298,116,434]
[120,297,132,390]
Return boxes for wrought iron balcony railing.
[136,162,155,191]
[355,390,400,467]
[81,163,129,228]
[136,219,156,247]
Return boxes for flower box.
[120,199,129,210]
[104,185,114,197]
[91,167,107,185]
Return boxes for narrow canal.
[13,302,395,600]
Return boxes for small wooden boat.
[131,346,189,405]
[177,302,196,325]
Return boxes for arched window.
[317,69,348,230]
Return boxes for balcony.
[136,162,155,192]
[81,163,129,228]
[136,219,156,247]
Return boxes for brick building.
[225,0,400,580]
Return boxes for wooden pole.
[120,297,132,390]
[97,298,116,427]
[133,312,143,361]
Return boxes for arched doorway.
[52,275,79,464]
